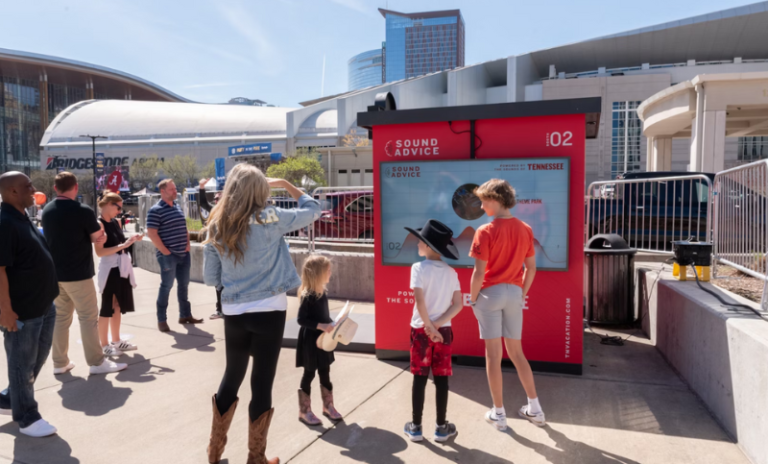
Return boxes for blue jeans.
[0,304,56,428]
[156,252,192,322]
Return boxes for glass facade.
[611,101,643,179]
[383,10,465,83]
[1,76,42,174]
[348,49,383,91]
[738,136,768,162]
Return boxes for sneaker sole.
[517,411,546,427]
[404,432,423,442]
[485,416,507,431]
[434,431,457,442]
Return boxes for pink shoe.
[321,386,343,421]
[298,390,321,426]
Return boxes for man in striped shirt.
[146,179,203,332]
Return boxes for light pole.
[80,134,107,209]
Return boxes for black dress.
[99,218,135,317]
[296,293,335,370]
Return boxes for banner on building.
[228,143,272,157]
[97,166,130,192]
[95,153,105,177]
[215,158,226,190]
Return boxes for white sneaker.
[485,409,507,431]
[111,340,137,351]
[53,362,75,375]
[89,359,127,375]
[518,405,546,427]
[102,345,123,357]
[19,419,57,437]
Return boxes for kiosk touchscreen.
[380,158,569,270]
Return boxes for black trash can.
[585,234,637,324]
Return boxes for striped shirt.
[146,200,188,257]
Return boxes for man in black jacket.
[0,172,59,437]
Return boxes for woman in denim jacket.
[203,163,320,464]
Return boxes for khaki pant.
[52,280,105,368]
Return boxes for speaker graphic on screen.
[451,183,484,221]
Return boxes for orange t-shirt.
[469,217,535,289]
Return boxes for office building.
[380,8,465,83]
[348,49,383,91]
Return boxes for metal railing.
[713,160,768,310]
[310,186,374,244]
[586,175,713,253]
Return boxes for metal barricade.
[713,160,768,310]
[311,186,374,244]
[586,175,712,254]
[137,194,161,232]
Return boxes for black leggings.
[216,310,286,421]
[300,367,332,395]
[412,375,449,426]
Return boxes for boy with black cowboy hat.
[403,219,464,443]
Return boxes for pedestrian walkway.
[0,266,750,463]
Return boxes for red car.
[313,191,374,241]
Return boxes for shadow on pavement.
[167,325,217,352]
[58,375,132,416]
[115,354,175,383]
[509,425,641,464]
[0,424,79,464]
[423,437,515,464]
[320,422,408,464]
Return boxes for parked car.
[587,171,715,250]
[313,191,374,241]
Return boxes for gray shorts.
[472,284,524,340]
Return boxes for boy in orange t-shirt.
[469,179,545,431]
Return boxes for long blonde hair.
[299,255,332,301]
[203,163,270,266]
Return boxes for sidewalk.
[0,265,750,464]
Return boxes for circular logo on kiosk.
[452,183,484,220]
[385,140,394,157]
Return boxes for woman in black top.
[94,192,142,356]
[296,255,343,425]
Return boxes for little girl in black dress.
[296,255,343,425]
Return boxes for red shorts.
[410,327,453,376]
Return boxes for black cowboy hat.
[405,219,459,260]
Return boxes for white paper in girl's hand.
[334,301,354,325]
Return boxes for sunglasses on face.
[115,204,123,211]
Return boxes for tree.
[162,155,200,189]
[266,149,327,188]
[131,156,162,190]
[341,129,370,147]
[30,170,57,201]
[200,160,216,179]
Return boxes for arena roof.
[0,47,189,103]
[528,1,768,76]
[41,100,293,147]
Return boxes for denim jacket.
[203,194,321,305]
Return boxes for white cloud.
[217,4,283,76]
[328,0,375,16]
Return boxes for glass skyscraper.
[379,8,465,83]
[348,49,383,91]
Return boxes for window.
[352,169,361,185]
[611,101,643,179]
[738,137,768,162]
[364,169,373,186]
[346,195,374,213]
[337,169,348,187]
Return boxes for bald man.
[0,172,59,437]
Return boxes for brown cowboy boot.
[247,408,280,464]
[320,386,343,421]
[207,395,238,464]
[297,389,321,426]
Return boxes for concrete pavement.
[0,265,750,464]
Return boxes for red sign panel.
[107,170,123,193]
[373,114,585,371]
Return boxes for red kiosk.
[358,96,601,375]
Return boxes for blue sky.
[1,0,757,107]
